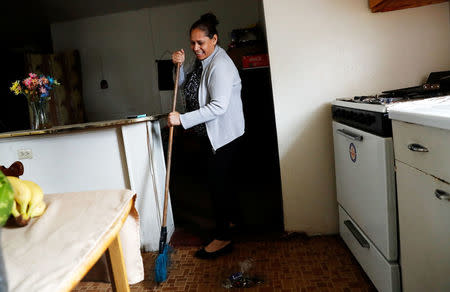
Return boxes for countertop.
[0,114,165,139]
[388,95,450,130]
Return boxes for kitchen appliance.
[331,71,449,291]
[332,97,400,292]
[332,72,449,291]
[331,71,450,291]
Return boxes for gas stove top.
[332,70,450,135]
[352,95,405,105]
[332,98,391,113]
[346,90,447,104]
[332,91,449,113]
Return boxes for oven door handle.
[407,143,429,152]
[337,129,363,141]
[344,220,370,249]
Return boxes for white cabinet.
[392,120,450,292]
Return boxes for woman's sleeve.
[179,58,234,129]
[173,63,186,85]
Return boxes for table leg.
[106,234,130,292]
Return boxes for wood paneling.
[25,50,86,127]
[369,0,447,12]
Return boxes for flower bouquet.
[10,73,60,130]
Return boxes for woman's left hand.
[167,111,181,127]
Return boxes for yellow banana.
[11,200,20,218]
[7,176,31,217]
[29,200,46,218]
[10,195,30,227]
[22,180,44,217]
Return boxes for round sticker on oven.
[349,143,357,162]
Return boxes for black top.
[182,60,207,136]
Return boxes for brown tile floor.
[73,234,376,291]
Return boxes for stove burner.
[352,95,403,104]
[351,91,448,105]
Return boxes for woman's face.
[190,28,217,60]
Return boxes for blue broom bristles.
[155,243,169,283]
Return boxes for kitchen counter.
[388,95,450,130]
[0,114,173,252]
[0,114,166,139]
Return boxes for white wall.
[51,0,261,121]
[263,0,450,234]
[51,10,161,121]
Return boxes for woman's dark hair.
[190,13,219,39]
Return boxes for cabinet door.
[396,161,450,292]
[392,120,450,183]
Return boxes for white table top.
[388,95,450,130]
[2,189,137,292]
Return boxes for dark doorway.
[1,51,30,133]
[0,13,53,133]
[166,65,284,244]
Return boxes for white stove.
[332,97,400,292]
[332,74,450,291]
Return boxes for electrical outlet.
[17,149,33,160]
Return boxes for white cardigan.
[178,46,245,151]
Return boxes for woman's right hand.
[172,49,185,64]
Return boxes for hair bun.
[190,12,219,38]
[200,13,219,26]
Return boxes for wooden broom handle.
[162,62,181,227]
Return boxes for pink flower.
[23,78,31,87]
[40,77,49,85]
[29,73,37,78]
[23,78,38,90]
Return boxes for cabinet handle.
[337,129,363,141]
[435,189,450,201]
[407,143,429,152]
[344,220,370,249]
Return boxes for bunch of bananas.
[7,176,46,227]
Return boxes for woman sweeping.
[169,12,245,259]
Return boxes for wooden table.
[2,189,136,292]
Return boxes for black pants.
[197,135,242,241]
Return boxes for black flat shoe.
[194,242,233,259]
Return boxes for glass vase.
[30,100,51,130]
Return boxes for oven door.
[332,121,397,261]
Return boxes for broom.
[155,62,181,283]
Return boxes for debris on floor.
[222,258,264,288]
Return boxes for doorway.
[165,20,284,245]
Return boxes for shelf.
[369,0,447,12]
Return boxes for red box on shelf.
[242,54,269,69]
